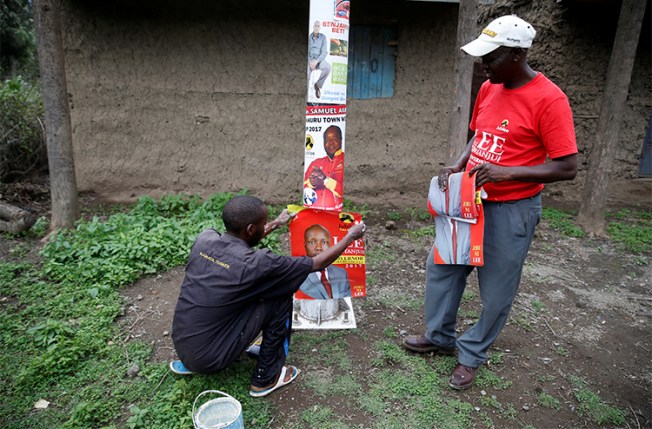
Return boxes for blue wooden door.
[347,26,397,99]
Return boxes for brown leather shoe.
[314,83,321,98]
[402,335,455,355]
[448,363,478,390]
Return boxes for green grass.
[501,403,518,420]
[299,405,351,429]
[537,375,555,383]
[366,244,398,270]
[407,225,437,238]
[305,372,361,398]
[292,336,496,428]
[537,392,561,410]
[480,394,502,409]
[511,314,532,331]
[606,221,652,254]
[343,199,370,218]
[475,367,512,390]
[555,346,570,357]
[387,210,401,221]
[2,199,643,428]
[488,351,504,365]
[404,207,432,222]
[461,291,478,303]
[373,289,423,311]
[570,376,627,425]
[383,326,397,338]
[530,299,545,313]
[542,208,585,238]
[0,192,282,428]
[542,207,652,253]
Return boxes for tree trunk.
[445,0,477,163]
[577,0,647,235]
[33,0,79,231]
[0,201,37,233]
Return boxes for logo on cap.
[482,28,497,38]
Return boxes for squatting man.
[169,195,365,397]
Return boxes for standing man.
[304,125,345,210]
[170,195,365,397]
[403,15,578,390]
[298,224,351,299]
[308,20,331,99]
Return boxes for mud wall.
[61,0,651,206]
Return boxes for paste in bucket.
[193,390,244,429]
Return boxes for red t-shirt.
[467,73,578,201]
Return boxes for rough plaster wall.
[63,1,310,202]
[346,4,459,204]
[61,0,651,206]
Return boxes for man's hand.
[274,209,294,226]
[309,60,318,70]
[438,165,463,191]
[347,222,366,240]
[311,221,365,271]
[469,163,511,187]
[309,167,326,188]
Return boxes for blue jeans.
[424,194,542,368]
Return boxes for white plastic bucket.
[192,390,244,429]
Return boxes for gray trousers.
[308,59,331,89]
[424,194,542,368]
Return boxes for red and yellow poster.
[303,105,347,211]
[289,207,365,299]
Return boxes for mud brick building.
[61,0,651,205]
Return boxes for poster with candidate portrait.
[289,206,365,330]
[303,106,347,211]
[289,206,365,300]
[303,0,351,212]
[306,1,350,105]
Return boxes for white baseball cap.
[461,15,536,57]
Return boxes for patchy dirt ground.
[114,199,652,429]
[1,179,651,428]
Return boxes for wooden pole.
[33,0,79,231]
[446,0,477,163]
[577,0,647,235]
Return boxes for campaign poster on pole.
[289,206,365,330]
[303,0,350,212]
[306,1,349,104]
[303,106,347,211]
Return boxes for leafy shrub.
[1,0,37,79]
[1,193,284,428]
[0,76,46,181]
